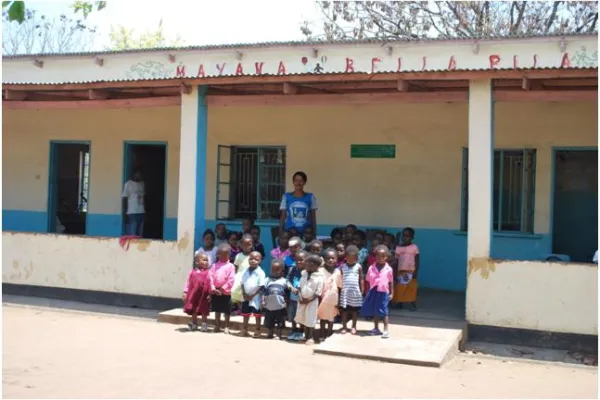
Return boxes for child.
[302,226,315,246]
[330,228,344,246]
[317,248,342,339]
[241,251,266,338]
[231,234,254,313]
[196,229,217,266]
[339,245,364,335]
[210,243,236,334]
[241,216,254,235]
[308,239,323,257]
[352,230,369,265]
[365,238,381,270]
[335,242,346,267]
[215,223,229,246]
[295,254,324,345]
[393,227,420,311]
[284,236,303,277]
[271,230,291,260]
[361,245,394,339]
[250,225,265,258]
[344,224,358,244]
[228,231,241,262]
[262,259,290,339]
[287,249,307,341]
[182,253,213,331]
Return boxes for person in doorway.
[122,169,145,237]
[279,171,318,237]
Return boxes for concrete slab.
[158,308,465,367]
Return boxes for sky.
[25,0,325,50]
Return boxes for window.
[461,148,536,233]
[216,146,286,220]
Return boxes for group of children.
[183,220,420,343]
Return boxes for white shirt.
[122,180,145,214]
[241,267,266,310]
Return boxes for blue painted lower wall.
[201,220,553,292]
[2,210,553,291]
[3,210,177,240]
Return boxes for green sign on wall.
[350,144,396,159]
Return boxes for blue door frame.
[122,141,169,238]
[47,140,92,233]
[550,146,598,260]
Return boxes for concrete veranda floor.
[2,296,597,399]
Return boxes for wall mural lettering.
[173,51,596,79]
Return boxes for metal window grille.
[461,148,536,233]
[216,145,286,220]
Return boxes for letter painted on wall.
[16,37,597,84]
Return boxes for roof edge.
[3,32,597,60]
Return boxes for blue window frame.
[217,145,286,220]
[461,148,536,233]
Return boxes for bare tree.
[2,8,97,55]
[301,1,598,40]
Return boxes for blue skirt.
[360,289,390,318]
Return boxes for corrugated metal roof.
[3,32,597,59]
[3,67,597,86]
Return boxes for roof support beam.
[4,89,27,100]
[397,80,409,91]
[180,83,192,95]
[88,89,109,100]
[3,96,181,110]
[283,82,298,95]
[521,78,531,91]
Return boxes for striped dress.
[339,263,363,308]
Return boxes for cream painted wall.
[205,102,597,232]
[2,232,192,298]
[467,260,598,335]
[2,107,181,217]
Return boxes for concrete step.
[314,318,465,367]
[158,308,466,367]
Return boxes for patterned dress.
[339,263,363,308]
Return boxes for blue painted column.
[177,86,207,253]
[195,86,208,250]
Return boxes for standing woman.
[279,171,318,237]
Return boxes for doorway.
[123,142,167,240]
[552,149,598,262]
[48,142,90,235]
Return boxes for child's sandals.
[350,328,357,335]
[253,332,262,339]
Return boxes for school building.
[2,34,598,344]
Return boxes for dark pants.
[126,213,144,236]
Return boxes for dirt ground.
[2,303,597,399]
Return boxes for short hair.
[240,233,254,243]
[296,249,309,259]
[202,229,215,239]
[242,216,255,224]
[306,254,322,267]
[309,239,323,248]
[355,230,366,240]
[217,243,231,253]
[346,245,359,255]
[293,171,308,183]
[271,258,284,268]
[346,224,357,230]
[330,227,343,237]
[403,227,415,237]
[375,244,389,253]
[289,236,302,246]
[323,247,337,257]
[250,225,261,233]
[227,231,239,240]
[249,250,262,259]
